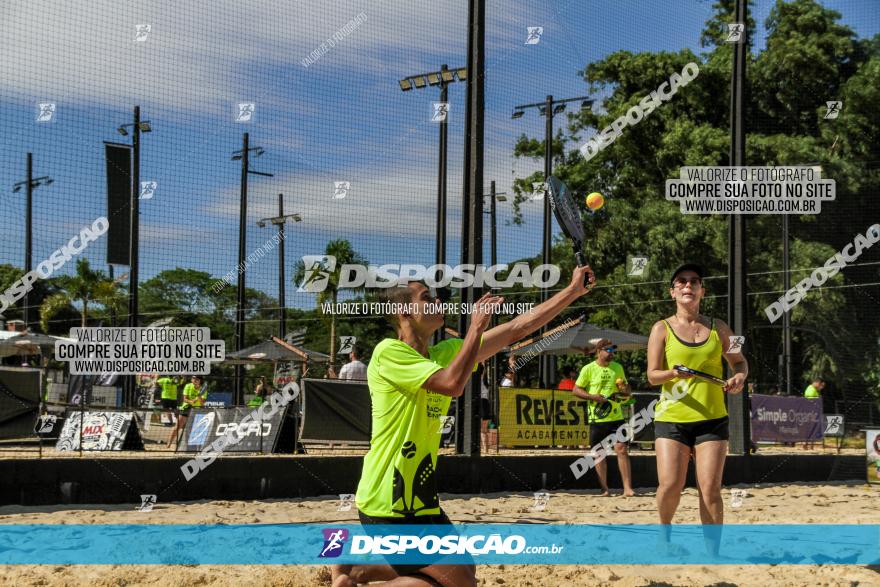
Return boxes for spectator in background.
[167,376,206,448]
[338,347,368,381]
[500,370,516,387]
[156,375,179,411]
[479,362,495,451]
[572,338,634,497]
[803,377,825,450]
[248,376,272,407]
[557,368,577,391]
[804,377,825,399]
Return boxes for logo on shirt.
[319,528,349,558]
[401,441,417,458]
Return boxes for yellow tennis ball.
[586,192,604,210]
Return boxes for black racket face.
[593,400,613,420]
[547,176,585,248]
[673,365,727,386]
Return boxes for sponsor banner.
[178,407,285,452]
[300,379,371,443]
[55,411,141,451]
[867,428,880,485]
[0,524,877,565]
[273,361,299,389]
[749,394,822,442]
[498,388,590,446]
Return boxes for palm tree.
[40,258,125,332]
[293,239,367,367]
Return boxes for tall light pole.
[727,0,749,455]
[512,95,592,388]
[257,194,302,339]
[400,64,467,323]
[117,108,151,406]
[780,164,822,395]
[12,153,53,331]
[482,181,507,418]
[231,135,272,404]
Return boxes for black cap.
[670,263,705,285]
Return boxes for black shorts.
[358,509,470,575]
[589,419,627,447]
[179,404,192,415]
[161,398,177,410]
[654,416,729,448]
[480,398,493,420]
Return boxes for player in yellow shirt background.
[572,338,634,497]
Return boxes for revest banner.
[497,388,590,446]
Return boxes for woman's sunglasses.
[673,277,702,288]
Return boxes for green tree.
[510,0,880,401]
[0,263,78,330]
[39,259,124,332]
[292,239,368,367]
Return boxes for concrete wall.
[0,454,863,506]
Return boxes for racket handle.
[575,252,591,287]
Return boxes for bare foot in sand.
[623,489,636,497]
[599,489,610,497]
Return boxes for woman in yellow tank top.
[646,264,748,553]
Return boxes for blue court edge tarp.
[0,524,877,565]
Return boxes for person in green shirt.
[156,375,179,410]
[331,266,595,587]
[572,338,634,497]
[802,378,825,449]
[247,376,272,407]
[167,376,206,448]
[804,378,824,399]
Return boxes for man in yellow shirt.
[803,378,824,449]
[572,338,634,497]
[804,378,824,399]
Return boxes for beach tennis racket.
[546,176,593,288]
[593,392,630,419]
[593,399,614,419]
[673,364,728,387]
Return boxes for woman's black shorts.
[654,416,729,448]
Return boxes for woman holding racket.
[646,264,747,554]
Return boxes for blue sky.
[1,0,877,312]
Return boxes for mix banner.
[55,411,142,451]
[0,524,876,565]
[749,394,823,442]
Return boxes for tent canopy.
[224,336,330,364]
[0,332,76,358]
[508,316,648,356]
